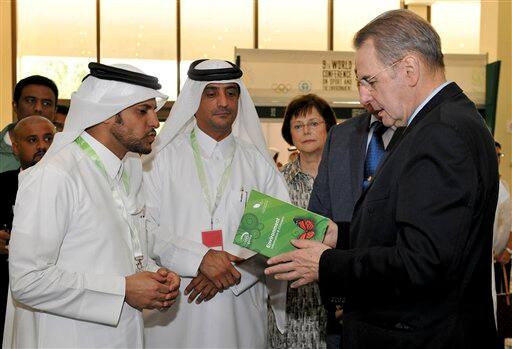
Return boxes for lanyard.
[190,128,235,228]
[75,136,144,272]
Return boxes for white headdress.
[31,63,168,203]
[46,63,168,158]
[150,59,276,170]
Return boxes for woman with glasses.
[268,94,337,349]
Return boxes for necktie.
[363,121,387,190]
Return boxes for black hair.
[13,75,59,104]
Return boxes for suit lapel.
[354,83,463,207]
[368,82,463,189]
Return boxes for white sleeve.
[9,166,125,326]
[144,153,209,277]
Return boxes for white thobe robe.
[143,127,289,348]
[5,132,158,348]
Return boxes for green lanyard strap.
[75,135,144,271]
[190,128,235,225]
[75,136,130,194]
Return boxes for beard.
[111,125,155,155]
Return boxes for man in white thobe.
[143,59,289,348]
[5,63,180,348]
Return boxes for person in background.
[492,142,512,326]
[53,105,69,132]
[267,93,336,349]
[0,75,58,173]
[0,115,56,342]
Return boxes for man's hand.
[157,267,181,299]
[264,239,331,288]
[323,220,338,248]
[125,271,179,311]
[497,250,511,265]
[199,249,243,290]
[184,271,220,304]
[0,230,10,255]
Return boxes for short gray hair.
[353,9,444,71]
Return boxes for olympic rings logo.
[271,83,291,93]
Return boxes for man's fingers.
[185,276,202,295]
[267,251,296,265]
[205,288,218,301]
[273,269,302,281]
[290,238,321,249]
[168,273,181,291]
[196,285,211,304]
[149,272,167,284]
[188,287,201,303]
[265,261,296,276]
[153,280,171,294]
[290,277,309,289]
[230,266,242,284]
[157,268,169,277]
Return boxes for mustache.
[213,108,233,115]
[144,130,157,138]
[33,149,47,160]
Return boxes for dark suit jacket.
[0,168,18,341]
[319,83,498,348]
[1,168,18,229]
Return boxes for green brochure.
[233,190,329,258]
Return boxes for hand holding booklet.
[233,190,329,258]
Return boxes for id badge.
[201,229,224,251]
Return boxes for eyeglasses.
[357,58,403,93]
[291,120,325,132]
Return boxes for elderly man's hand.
[184,271,220,304]
[265,239,331,288]
[0,229,10,255]
[323,220,338,249]
[199,249,243,290]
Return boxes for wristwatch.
[506,247,512,255]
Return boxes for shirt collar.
[81,131,124,181]
[407,80,451,126]
[194,125,235,159]
[368,114,396,131]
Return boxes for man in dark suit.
[0,115,55,340]
[309,105,396,348]
[266,9,498,348]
